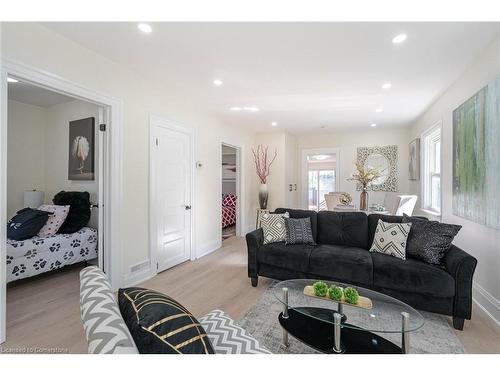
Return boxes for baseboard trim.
[122,266,153,287]
[472,282,500,328]
[196,239,221,259]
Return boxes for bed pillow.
[369,219,412,260]
[285,217,315,245]
[37,204,70,237]
[222,194,237,207]
[7,208,51,241]
[402,214,462,266]
[53,191,91,234]
[118,287,215,354]
[261,212,289,244]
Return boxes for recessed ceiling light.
[271,122,277,126]
[375,108,383,113]
[137,23,152,34]
[392,33,407,44]
[213,79,223,86]
[382,82,392,89]
[230,107,242,111]
[7,77,18,83]
[370,123,377,127]
[243,106,259,112]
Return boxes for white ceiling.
[8,79,74,108]
[43,22,500,134]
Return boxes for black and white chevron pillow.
[261,212,289,244]
[369,219,412,260]
[199,310,270,354]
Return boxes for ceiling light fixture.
[312,155,329,161]
[137,23,152,34]
[382,82,392,89]
[7,77,18,83]
[243,106,259,112]
[213,79,223,86]
[392,33,407,44]
[370,123,377,127]
[375,108,383,113]
[271,122,277,126]
[230,107,242,111]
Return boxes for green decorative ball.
[343,287,359,304]
[328,285,343,301]
[313,281,328,297]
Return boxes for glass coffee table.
[272,279,424,354]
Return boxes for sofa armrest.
[444,245,477,320]
[246,228,263,278]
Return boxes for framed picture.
[68,117,95,180]
[408,138,420,180]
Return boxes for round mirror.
[364,153,389,185]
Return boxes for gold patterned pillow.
[118,287,214,354]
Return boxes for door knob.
[185,205,192,210]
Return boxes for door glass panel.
[308,171,318,210]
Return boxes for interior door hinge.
[156,262,159,270]
[155,138,159,146]
[99,124,106,131]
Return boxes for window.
[422,124,441,214]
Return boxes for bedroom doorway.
[221,143,241,242]
[0,62,121,347]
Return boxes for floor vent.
[130,260,150,274]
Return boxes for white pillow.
[369,219,412,260]
[37,204,70,237]
[261,212,289,244]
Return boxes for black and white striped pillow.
[285,217,315,245]
[369,219,412,260]
[261,212,289,244]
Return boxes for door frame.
[149,115,195,277]
[300,147,341,209]
[219,142,243,244]
[0,58,124,344]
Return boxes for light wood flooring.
[1,236,499,354]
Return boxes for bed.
[6,226,98,283]
[222,194,237,228]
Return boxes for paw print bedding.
[6,227,98,283]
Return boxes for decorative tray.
[303,285,373,310]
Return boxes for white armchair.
[383,193,418,216]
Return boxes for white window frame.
[421,122,442,215]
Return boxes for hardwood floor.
[1,236,499,354]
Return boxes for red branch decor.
[252,145,277,184]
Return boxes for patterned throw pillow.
[402,214,462,266]
[199,310,271,354]
[222,194,237,207]
[118,287,215,354]
[261,212,289,244]
[38,204,70,237]
[369,219,412,260]
[285,217,315,245]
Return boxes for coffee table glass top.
[272,279,424,333]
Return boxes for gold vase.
[360,187,368,211]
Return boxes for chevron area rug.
[238,282,465,354]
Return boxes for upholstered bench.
[79,266,269,354]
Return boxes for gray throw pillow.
[261,212,289,244]
[285,217,315,245]
[402,214,462,266]
[369,219,411,259]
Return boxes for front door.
[151,123,192,272]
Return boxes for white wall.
[408,34,500,324]
[1,23,256,283]
[7,100,46,218]
[45,100,100,227]
[296,127,411,208]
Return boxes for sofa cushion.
[199,310,271,354]
[371,252,455,297]
[80,266,138,354]
[308,245,373,286]
[285,217,315,245]
[261,212,289,244]
[317,211,368,249]
[258,242,314,272]
[275,208,318,242]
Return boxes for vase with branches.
[347,162,381,210]
[252,145,277,209]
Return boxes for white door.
[151,123,192,272]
